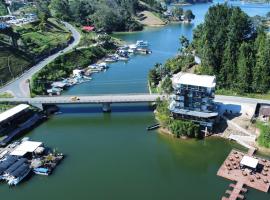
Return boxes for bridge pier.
[102,103,111,112]
[30,103,44,110]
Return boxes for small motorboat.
[33,167,51,176]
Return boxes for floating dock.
[218,149,270,199]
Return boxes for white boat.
[118,56,129,61]
[98,62,109,69]
[105,57,117,62]
[136,40,148,47]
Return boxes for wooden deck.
[218,149,270,199]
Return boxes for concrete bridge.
[0,94,166,112]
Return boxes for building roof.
[82,26,95,32]
[240,156,259,169]
[0,104,29,124]
[260,106,270,116]
[10,141,42,156]
[172,72,216,88]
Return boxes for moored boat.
[33,167,51,176]
[136,40,148,47]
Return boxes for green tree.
[148,68,161,86]
[70,0,94,25]
[36,0,51,22]
[236,42,254,93]
[252,33,270,93]
[172,7,184,20]
[161,76,173,94]
[184,9,195,22]
[50,0,70,20]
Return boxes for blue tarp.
[34,168,49,173]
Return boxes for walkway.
[222,181,245,200]
[0,22,81,98]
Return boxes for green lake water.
[1,1,270,199]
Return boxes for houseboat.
[136,40,148,47]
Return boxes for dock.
[218,149,270,199]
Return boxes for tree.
[172,7,184,20]
[49,0,70,20]
[252,33,270,93]
[236,42,253,93]
[161,76,173,94]
[148,68,161,86]
[70,0,94,25]
[36,0,51,22]
[179,35,190,53]
[267,11,270,19]
[184,10,195,22]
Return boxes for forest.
[193,4,270,94]
[35,0,165,32]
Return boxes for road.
[0,94,165,104]
[0,22,81,98]
[215,95,270,105]
[0,94,269,106]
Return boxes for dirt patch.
[136,11,166,27]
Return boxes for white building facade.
[169,72,218,131]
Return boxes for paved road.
[0,94,165,104]
[0,93,269,106]
[0,22,81,98]
[215,95,270,105]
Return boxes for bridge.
[0,94,166,112]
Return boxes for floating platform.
[218,149,270,199]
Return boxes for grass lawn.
[0,18,71,85]
[0,48,32,85]
[77,28,97,47]
[14,18,71,56]
[0,103,14,113]
[0,92,13,98]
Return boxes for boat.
[105,57,117,62]
[128,44,137,53]
[147,124,160,131]
[33,167,51,176]
[118,56,129,61]
[97,62,109,69]
[137,48,152,55]
[7,164,31,186]
[136,40,148,47]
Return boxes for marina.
[47,40,151,96]
[0,138,64,186]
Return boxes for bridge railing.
[34,93,160,98]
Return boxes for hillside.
[0,0,7,15]
[0,48,32,85]
[0,19,71,86]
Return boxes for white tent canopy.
[240,155,259,169]
[10,141,43,156]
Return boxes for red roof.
[82,26,95,32]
